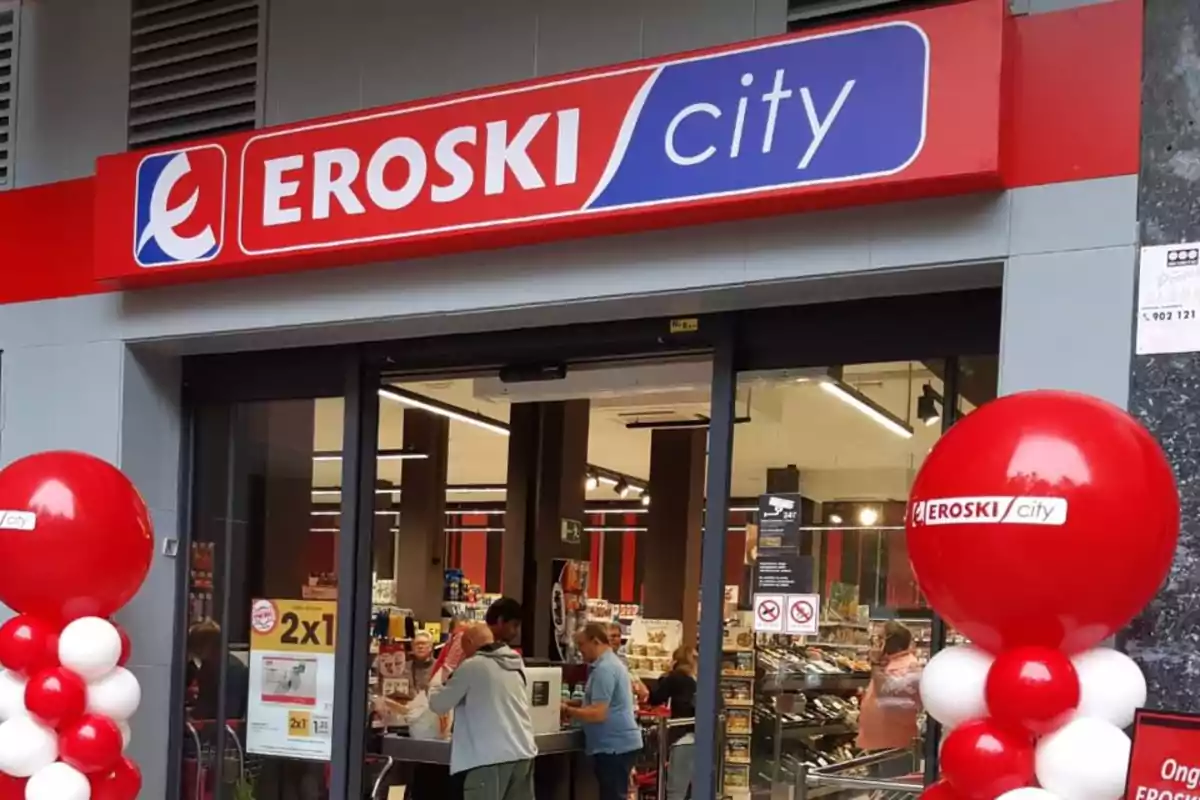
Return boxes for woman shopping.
[648,646,698,800]
[857,621,923,778]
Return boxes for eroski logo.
[134,145,226,267]
[909,496,1068,527]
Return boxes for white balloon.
[999,789,1064,800]
[919,645,994,728]
[0,670,27,722]
[86,667,141,721]
[1037,717,1130,800]
[25,761,91,800]
[0,716,57,777]
[58,617,121,681]
[117,719,131,751]
[1072,647,1146,729]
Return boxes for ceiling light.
[641,493,651,507]
[312,449,428,462]
[918,384,941,427]
[585,472,599,491]
[614,478,632,498]
[819,381,914,439]
[378,386,510,436]
[858,507,880,526]
[828,513,843,525]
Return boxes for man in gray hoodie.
[430,623,538,800]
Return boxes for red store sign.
[1126,710,1200,800]
[93,0,1006,286]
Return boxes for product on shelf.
[724,736,751,765]
[626,618,682,678]
[726,708,752,735]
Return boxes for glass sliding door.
[175,351,378,800]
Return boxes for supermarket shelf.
[761,674,869,692]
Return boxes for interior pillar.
[396,408,449,621]
[643,428,706,646]
[503,400,590,658]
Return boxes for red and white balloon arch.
[0,452,153,800]
[908,390,1178,800]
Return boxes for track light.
[819,380,914,439]
[641,493,651,507]
[614,478,632,498]
[918,384,942,427]
[858,507,880,526]
[378,386,510,436]
[828,513,843,525]
[585,472,599,491]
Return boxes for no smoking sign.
[753,594,785,633]
[786,594,820,635]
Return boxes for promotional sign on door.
[1125,709,1200,799]
[246,598,337,761]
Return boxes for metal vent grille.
[0,8,17,189]
[129,0,262,149]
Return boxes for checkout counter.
[375,665,604,800]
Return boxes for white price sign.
[1137,243,1200,355]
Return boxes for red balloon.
[0,774,26,800]
[113,622,131,667]
[906,391,1179,654]
[920,780,964,800]
[25,666,87,727]
[940,719,1035,799]
[59,714,125,774]
[90,757,142,800]
[0,614,59,675]
[985,646,1081,736]
[0,452,154,624]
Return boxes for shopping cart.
[182,720,254,800]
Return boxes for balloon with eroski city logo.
[905,390,1178,655]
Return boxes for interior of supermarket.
[180,309,999,799]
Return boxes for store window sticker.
[910,496,1067,526]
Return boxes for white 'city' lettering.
[261,108,581,226]
[663,70,857,169]
[909,496,1069,527]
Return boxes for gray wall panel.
[1009,175,1138,255]
[13,0,130,187]
[265,0,776,122]
[263,0,365,125]
[533,0,645,76]
[998,246,1136,407]
[640,0,758,56]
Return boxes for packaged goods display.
[626,618,682,679]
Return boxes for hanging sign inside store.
[93,0,1004,285]
[1136,242,1200,355]
[246,598,338,761]
[753,552,813,594]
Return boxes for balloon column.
[907,391,1179,800]
[0,452,153,800]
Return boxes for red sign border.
[1125,707,1200,800]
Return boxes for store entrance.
[169,289,1002,800]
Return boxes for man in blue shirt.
[563,622,643,800]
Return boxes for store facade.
[0,0,1142,797]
